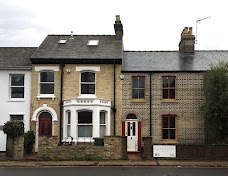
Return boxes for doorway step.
[127,152,142,160]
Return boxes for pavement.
[0,159,227,168]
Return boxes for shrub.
[3,120,24,138]
[24,130,35,154]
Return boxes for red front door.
[39,112,52,136]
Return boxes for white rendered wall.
[0,69,31,151]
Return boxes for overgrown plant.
[202,61,228,143]
[24,130,35,154]
[3,120,24,138]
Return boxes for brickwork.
[6,136,24,160]
[142,137,152,159]
[122,72,205,144]
[0,152,6,161]
[37,136,127,160]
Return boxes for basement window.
[87,40,99,46]
[58,38,67,44]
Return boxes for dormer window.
[87,40,99,46]
[58,38,67,44]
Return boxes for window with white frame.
[10,74,24,98]
[10,115,24,121]
[80,72,95,95]
[66,111,71,138]
[78,111,92,137]
[100,111,106,138]
[39,71,54,95]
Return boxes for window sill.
[37,95,56,100]
[78,95,97,99]
[131,99,147,103]
[161,140,178,144]
[161,99,177,103]
[8,99,25,102]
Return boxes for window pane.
[170,117,175,128]
[163,129,168,139]
[132,89,138,98]
[40,72,54,82]
[100,126,106,138]
[100,112,105,124]
[170,129,176,139]
[139,77,145,88]
[78,125,92,137]
[169,77,175,87]
[126,114,137,119]
[162,77,168,88]
[163,117,168,128]
[40,83,54,94]
[11,75,24,86]
[132,77,138,88]
[132,122,136,136]
[67,111,71,124]
[81,72,95,82]
[139,89,144,98]
[10,115,23,121]
[169,89,175,99]
[78,111,92,123]
[81,84,95,94]
[127,122,130,136]
[11,87,24,98]
[67,125,71,137]
[163,89,168,99]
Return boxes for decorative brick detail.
[37,136,127,160]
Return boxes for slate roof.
[122,51,228,72]
[31,35,123,62]
[0,47,37,69]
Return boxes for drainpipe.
[149,72,152,136]
[113,59,116,135]
[59,62,65,145]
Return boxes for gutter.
[0,66,32,70]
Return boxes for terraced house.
[0,47,36,151]
[30,16,123,152]
[122,27,228,152]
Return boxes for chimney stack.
[114,15,123,40]
[179,27,195,53]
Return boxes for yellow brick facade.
[30,63,122,142]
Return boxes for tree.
[202,61,228,144]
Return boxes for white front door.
[125,120,138,152]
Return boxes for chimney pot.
[116,15,120,22]
[189,27,192,35]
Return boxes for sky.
[0,0,228,51]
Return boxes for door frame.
[122,111,142,152]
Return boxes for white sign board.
[153,145,176,158]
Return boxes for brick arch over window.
[122,110,142,122]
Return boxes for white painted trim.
[76,66,100,72]
[9,113,25,115]
[35,66,59,72]
[32,104,58,121]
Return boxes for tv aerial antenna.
[196,16,211,44]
